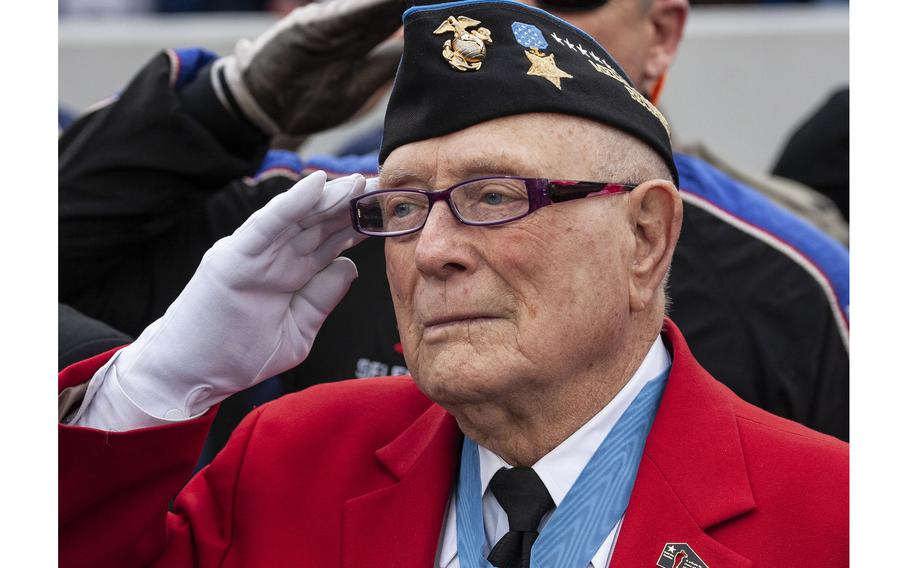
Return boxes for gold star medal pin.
[434,16,493,72]
[511,22,572,90]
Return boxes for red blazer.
[59,320,848,567]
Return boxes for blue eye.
[393,203,417,218]
[482,192,504,205]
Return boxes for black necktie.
[486,466,555,568]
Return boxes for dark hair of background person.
[772,87,849,220]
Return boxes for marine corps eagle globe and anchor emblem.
[434,15,493,71]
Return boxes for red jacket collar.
[610,319,755,567]
[343,398,460,567]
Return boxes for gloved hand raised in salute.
[214,0,405,136]
[72,172,371,430]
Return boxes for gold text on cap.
[434,16,493,71]
[588,60,670,136]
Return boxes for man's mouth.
[423,314,499,331]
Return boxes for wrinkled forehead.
[379,114,610,189]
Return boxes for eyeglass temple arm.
[544,181,636,203]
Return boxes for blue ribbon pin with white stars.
[511,21,573,90]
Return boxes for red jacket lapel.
[610,319,756,567]
[342,401,461,567]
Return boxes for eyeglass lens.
[354,178,532,235]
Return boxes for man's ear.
[641,0,688,92]
[627,179,683,312]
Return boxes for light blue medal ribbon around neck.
[456,370,669,568]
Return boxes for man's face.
[381,114,640,408]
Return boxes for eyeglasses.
[534,0,609,13]
[350,176,636,237]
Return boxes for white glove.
[214,0,405,136]
[76,171,370,425]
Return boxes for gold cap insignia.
[525,48,573,90]
[588,60,670,137]
[510,22,572,90]
[434,16,493,72]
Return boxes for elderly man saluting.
[59,1,847,566]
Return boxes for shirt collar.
[477,335,671,506]
[438,335,671,567]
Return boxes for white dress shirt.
[435,336,671,568]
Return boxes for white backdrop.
[59,4,848,173]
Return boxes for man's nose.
[413,200,477,279]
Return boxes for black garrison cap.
[379,0,678,185]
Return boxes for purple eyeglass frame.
[350,175,637,237]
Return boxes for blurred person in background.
[773,87,849,220]
[59,0,849,449]
[59,0,406,469]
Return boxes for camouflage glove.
[214,0,405,136]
